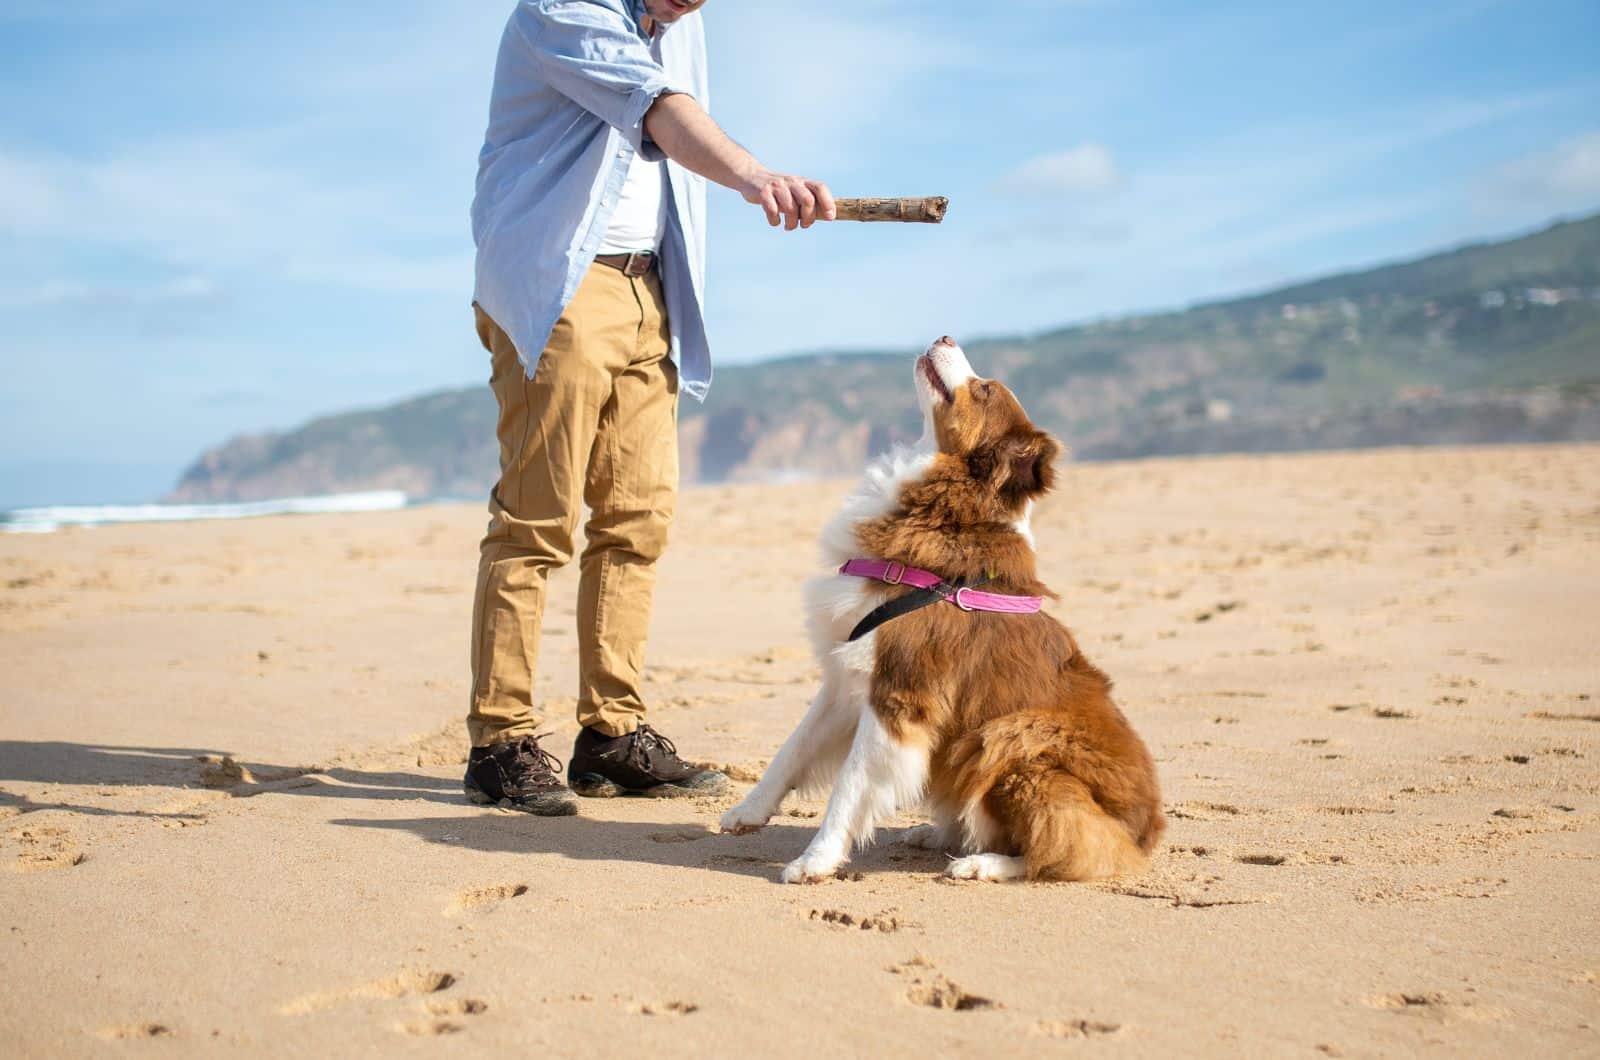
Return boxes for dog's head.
[914,336,1061,510]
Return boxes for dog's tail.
[1002,769,1150,881]
[948,711,1163,881]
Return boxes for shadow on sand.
[0,739,459,821]
[0,740,934,881]
[329,811,824,881]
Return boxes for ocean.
[0,490,411,535]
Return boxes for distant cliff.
[170,213,1600,503]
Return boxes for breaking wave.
[0,490,410,534]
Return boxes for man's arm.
[645,93,835,232]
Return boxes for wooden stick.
[833,197,948,223]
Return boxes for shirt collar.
[631,0,674,40]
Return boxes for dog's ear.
[1002,432,1061,498]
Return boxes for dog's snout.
[935,335,956,348]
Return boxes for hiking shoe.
[463,734,579,816]
[568,724,729,799]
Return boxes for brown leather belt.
[594,251,656,277]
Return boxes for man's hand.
[645,93,834,232]
[739,170,837,231]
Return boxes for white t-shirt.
[598,151,667,254]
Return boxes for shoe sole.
[570,772,730,799]
[463,783,580,817]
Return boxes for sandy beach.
[1,444,1596,1057]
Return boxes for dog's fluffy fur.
[720,338,1164,883]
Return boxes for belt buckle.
[882,561,905,585]
[623,251,651,277]
[953,587,977,611]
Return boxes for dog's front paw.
[718,800,772,836]
[945,853,1026,882]
[780,850,845,884]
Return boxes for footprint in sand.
[97,1023,174,1040]
[1356,877,1507,904]
[1166,845,1213,859]
[4,825,85,872]
[1166,801,1266,821]
[430,999,488,1016]
[1367,991,1508,1022]
[904,975,995,1011]
[398,998,488,1036]
[1234,853,1288,866]
[890,957,998,1012]
[807,908,910,933]
[449,884,528,916]
[1191,601,1243,623]
[1491,806,1571,820]
[1102,882,1275,909]
[627,1000,698,1016]
[280,969,458,1016]
[1035,1018,1121,1039]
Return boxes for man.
[466,0,834,814]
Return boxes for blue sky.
[1,0,1597,508]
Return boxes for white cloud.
[1477,131,1600,216]
[999,143,1120,196]
[287,254,475,296]
[0,2,498,302]
[0,274,221,310]
[704,8,961,174]
[719,88,1579,362]
[0,136,468,297]
[983,92,1576,268]
[0,155,66,220]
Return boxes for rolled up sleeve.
[519,0,692,160]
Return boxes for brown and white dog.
[720,337,1164,883]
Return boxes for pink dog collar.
[839,558,1044,615]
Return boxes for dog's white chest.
[804,574,879,675]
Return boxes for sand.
[1,444,1596,1057]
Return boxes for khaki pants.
[468,263,678,746]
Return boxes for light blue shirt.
[472,0,711,400]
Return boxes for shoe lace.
[627,724,680,772]
[513,734,563,778]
